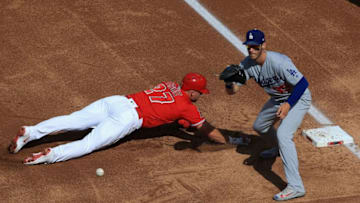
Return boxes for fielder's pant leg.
[47,96,142,163]
[277,98,310,193]
[253,99,279,147]
[26,96,121,142]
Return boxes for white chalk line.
[184,0,360,159]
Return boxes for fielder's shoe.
[259,147,280,159]
[273,186,305,201]
[9,126,31,154]
[24,148,53,165]
[228,136,251,146]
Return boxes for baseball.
[96,168,104,177]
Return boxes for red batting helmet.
[181,72,209,94]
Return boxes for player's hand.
[225,82,239,95]
[276,102,290,119]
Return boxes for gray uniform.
[238,51,311,192]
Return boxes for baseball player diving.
[219,29,311,201]
[9,73,249,165]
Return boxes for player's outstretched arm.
[195,121,226,144]
[178,120,250,145]
[195,121,250,145]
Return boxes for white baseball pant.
[253,95,311,193]
[25,95,143,163]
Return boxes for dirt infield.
[1,0,360,202]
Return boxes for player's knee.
[253,122,269,134]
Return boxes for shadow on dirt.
[348,0,360,7]
[22,122,201,150]
[221,128,287,190]
[21,123,286,190]
[232,130,288,190]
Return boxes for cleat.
[228,136,251,146]
[24,148,53,165]
[9,127,31,154]
[259,147,280,159]
[273,186,305,201]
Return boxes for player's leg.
[29,96,125,138]
[9,95,121,153]
[24,96,142,165]
[253,99,279,149]
[273,97,311,200]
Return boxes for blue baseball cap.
[243,29,265,45]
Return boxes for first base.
[302,125,354,147]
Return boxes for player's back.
[127,81,199,128]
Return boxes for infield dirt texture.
[1,0,360,202]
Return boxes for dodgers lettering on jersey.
[126,81,205,128]
[239,51,311,102]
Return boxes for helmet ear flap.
[181,73,209,94]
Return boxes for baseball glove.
[219,64,247,84]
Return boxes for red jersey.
[126,81,205,128]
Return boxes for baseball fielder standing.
[219,29,311,201]
[9,73,248,165]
